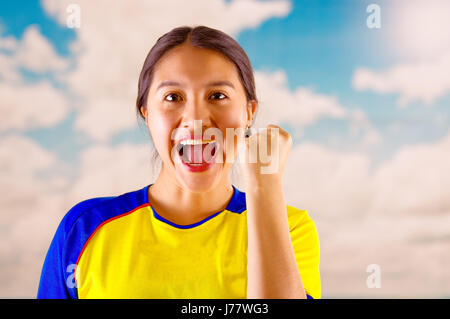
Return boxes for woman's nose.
[180,99,213,129]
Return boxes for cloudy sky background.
[0,0,449,298]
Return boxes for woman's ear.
[140,106,147,121]
[247,100,258,126]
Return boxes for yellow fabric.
[76,205,321,299]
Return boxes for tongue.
[185,144,213,164]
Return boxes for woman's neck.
[147,165,234,225]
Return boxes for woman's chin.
[174,161,223,193]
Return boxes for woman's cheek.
[148,116,174,161]
[219,113,246,162]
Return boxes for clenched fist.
[238,124,293,189]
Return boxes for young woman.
[37,25,321,299]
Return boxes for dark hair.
[136,25,258,119]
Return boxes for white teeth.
[177,140,218,165]
[179,139,216,146]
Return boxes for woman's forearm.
[246,176,306,299]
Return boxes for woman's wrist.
[244,173,283,193]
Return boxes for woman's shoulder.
[286,205,316,232]
[286,205,320,262]
[59,196,117,234]
[59,186,149,234]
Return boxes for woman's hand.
[238,124,293,189]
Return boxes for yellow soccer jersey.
[37,184,321,299]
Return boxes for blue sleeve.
[37,197,115,299]
[37,218,73,299]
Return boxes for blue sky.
[0,0,75,55]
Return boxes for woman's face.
[142,42,256,192]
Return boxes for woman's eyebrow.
[156,80,235,91]
[206,80,235,90]
[157,80,180,91]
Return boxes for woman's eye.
[164,92,226,102]
[210,92,227,100]
[164,93,182,102]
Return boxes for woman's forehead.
[152,44,240,86]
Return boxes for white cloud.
[0,135,68,297]
[73,97,137,142]
[283,131,450,297]
[13,25,69,73]
[42,0,292,37]
[348,109,382,149]
[0,54,20,82]
[352,53,450,107]
[0,134,68,224]
[40,0,293,141]
[370,130,450,216]
[255,70,381,149]
[283,129,450,220]
[254,70,347,127]
[387,0,450,61]
[319,214,450,297]
[0,25,71,132]
[0,24,69,80]
[0,81,70,131]
[0,135,60,192]
[68,142,159,202]
[0,21,18,51]
[219,0,292,35]
[283,142,373,220]
[0,36,18,51]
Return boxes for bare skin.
[140,41,306,298]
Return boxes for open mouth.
[176,139,219,168]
